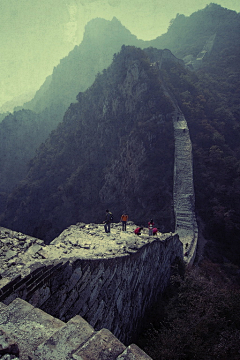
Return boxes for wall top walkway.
[0,223,177,288]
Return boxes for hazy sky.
[1,0,240,110]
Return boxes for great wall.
[0,60,198,359]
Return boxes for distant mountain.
[23,4,240,115]
[148,3,240,60]
[0,90,36,114]
[22,17,145,114]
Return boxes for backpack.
[109,212,113,221]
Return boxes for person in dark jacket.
[104,209,112,233]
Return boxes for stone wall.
[0,225,183,345]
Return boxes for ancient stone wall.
[0,225,183,345]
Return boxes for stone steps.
[0,298,152,360]
[171,102,198,265]
[0,298,65,360]
[31,315,95,360]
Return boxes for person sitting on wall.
[153,227,158,236]
[134,227,143,235]
[120,212,128,231]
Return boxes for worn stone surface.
[0,227,44,286]
[32,315,95,360]
[0,298,64,360]
[72,328,126,360]
[172,107,198,265]
[0,299,154,360]
[0,222,176,284]
[159,77,198,265]
[117,344,152,359]
[0,329,19,357]
[0,222,183,345]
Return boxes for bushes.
[137,262,240,359]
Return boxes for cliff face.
[1,47,176,243]
[0,18,145,195]
[0,110,49,193]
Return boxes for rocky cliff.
[1,47,178,243]
[0,110,51,193]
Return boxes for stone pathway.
[159,75,198,265]
[0,224,173,286]
[172,108,198,265]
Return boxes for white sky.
[0,0,239,110]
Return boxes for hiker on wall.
[134,227,143,235]
[120,212,128,231]
[148,219,154,236]
[104,209,112,233]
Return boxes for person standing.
[148,219,154,236]
[120,212,128,231]
[104,209,112,233]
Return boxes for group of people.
[103,210,128,233]
[103,210,158,236]
[134,219,158,236]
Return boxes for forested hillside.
[1,47,176,243]
[149,3,240,59]
[1,4,240,264]
[1,4,239,198]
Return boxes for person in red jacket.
[148,219,154,235]
[134,227,143,235]
[120,213,128,231]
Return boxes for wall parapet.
[0,223,183,345]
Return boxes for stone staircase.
[173,109,198,265]
[159,75,198,265]
[0,298,152,360]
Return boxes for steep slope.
[0,110,51,193]
[0,18,145,195]
[1,47,176,243]
[0,108,63,194]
